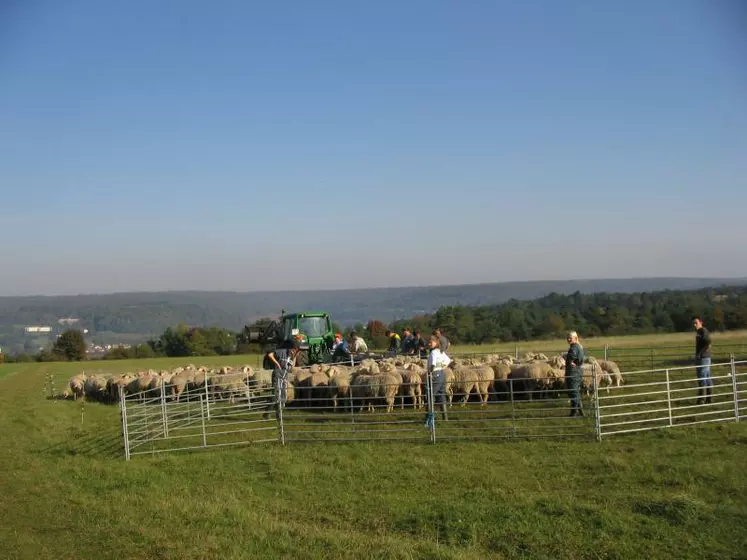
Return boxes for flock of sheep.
[64,351,623,412]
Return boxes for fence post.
[119,385,131,461]
[592,363,601,442]
[731,354,740,422]
[161,381,169,438]
[427,370,436,444]
[514,345,519,360]
[199,394,207,447]
[650,347,655,371]
[276,377,286,445]
[509,378,517,438]
[604,344,608,362]
[665,369,673,427]
[204,372,211,420]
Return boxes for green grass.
[1,334,747,558]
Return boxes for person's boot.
[577,407,585,418]
[705,386,713,405]
[440,403,449,421]
[569,408,577,417]
[696,388,704,406]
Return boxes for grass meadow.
[1,332,746,559]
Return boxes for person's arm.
[567,345,579,367]
[703,329,712,351]
[268,352,281,369]
[427,350,435,374]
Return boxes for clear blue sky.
[1,0,745,295]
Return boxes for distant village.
[18,318,133,356]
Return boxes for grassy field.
[1,333,747,559]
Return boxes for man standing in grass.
[264,339,301,419]
[565,331,585,417]
[693,316,713,405]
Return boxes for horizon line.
[2,275,746,299]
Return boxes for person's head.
[429,335,440,349]
[693,316,703,329]
[567,331,579,344]
[385,330,391,337]
[334,333,342,341]
[289,339,301,355]
[350,331,358,339]
[433,328,441,336]
[403,328,411,336]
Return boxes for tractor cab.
[245,311,335,366]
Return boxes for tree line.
[2,285,745,362]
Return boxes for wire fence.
[113,351,746,460]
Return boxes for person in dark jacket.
[401,328,415,355]
[565,331,585,417]
[413,329,427,358]
[693,316,713,404]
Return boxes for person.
[385,330,401,355]
[264,340,301,418]
[433,328,450,354]
[426,334,451,422]
[332,334,351,361]
[413,329,427,358]
[693,316,713,405]
[401,328,415,355]
[565,331,585,417]
[349,331,368,354]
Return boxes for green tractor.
[244,311,336,366]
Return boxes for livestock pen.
[113,355,747,460]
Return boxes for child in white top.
[427,335,451,420]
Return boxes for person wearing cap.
[264,340,301,418]
[565,331,585,417]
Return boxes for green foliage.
[392,287,747,345]
[51,329,87,361]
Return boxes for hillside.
[0,277,745,353]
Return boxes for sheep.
[68,374,86,401]
[83,375,108,401]
[588,357,624,389]
[508,362,554,401]
[548,355,566,370]
[449,364,495,405]
[399,369,423,409]
[209,373,249,404]
[168,374,190,402]
[489,362,512,400]
[328,370,352,412]
[350,372,401,413]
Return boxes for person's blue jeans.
[696,357,712,388]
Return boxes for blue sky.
[1,0,745,295]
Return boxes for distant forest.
[2,285,746,361]
[386,285,747,345]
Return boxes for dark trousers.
[566,373,582,413]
